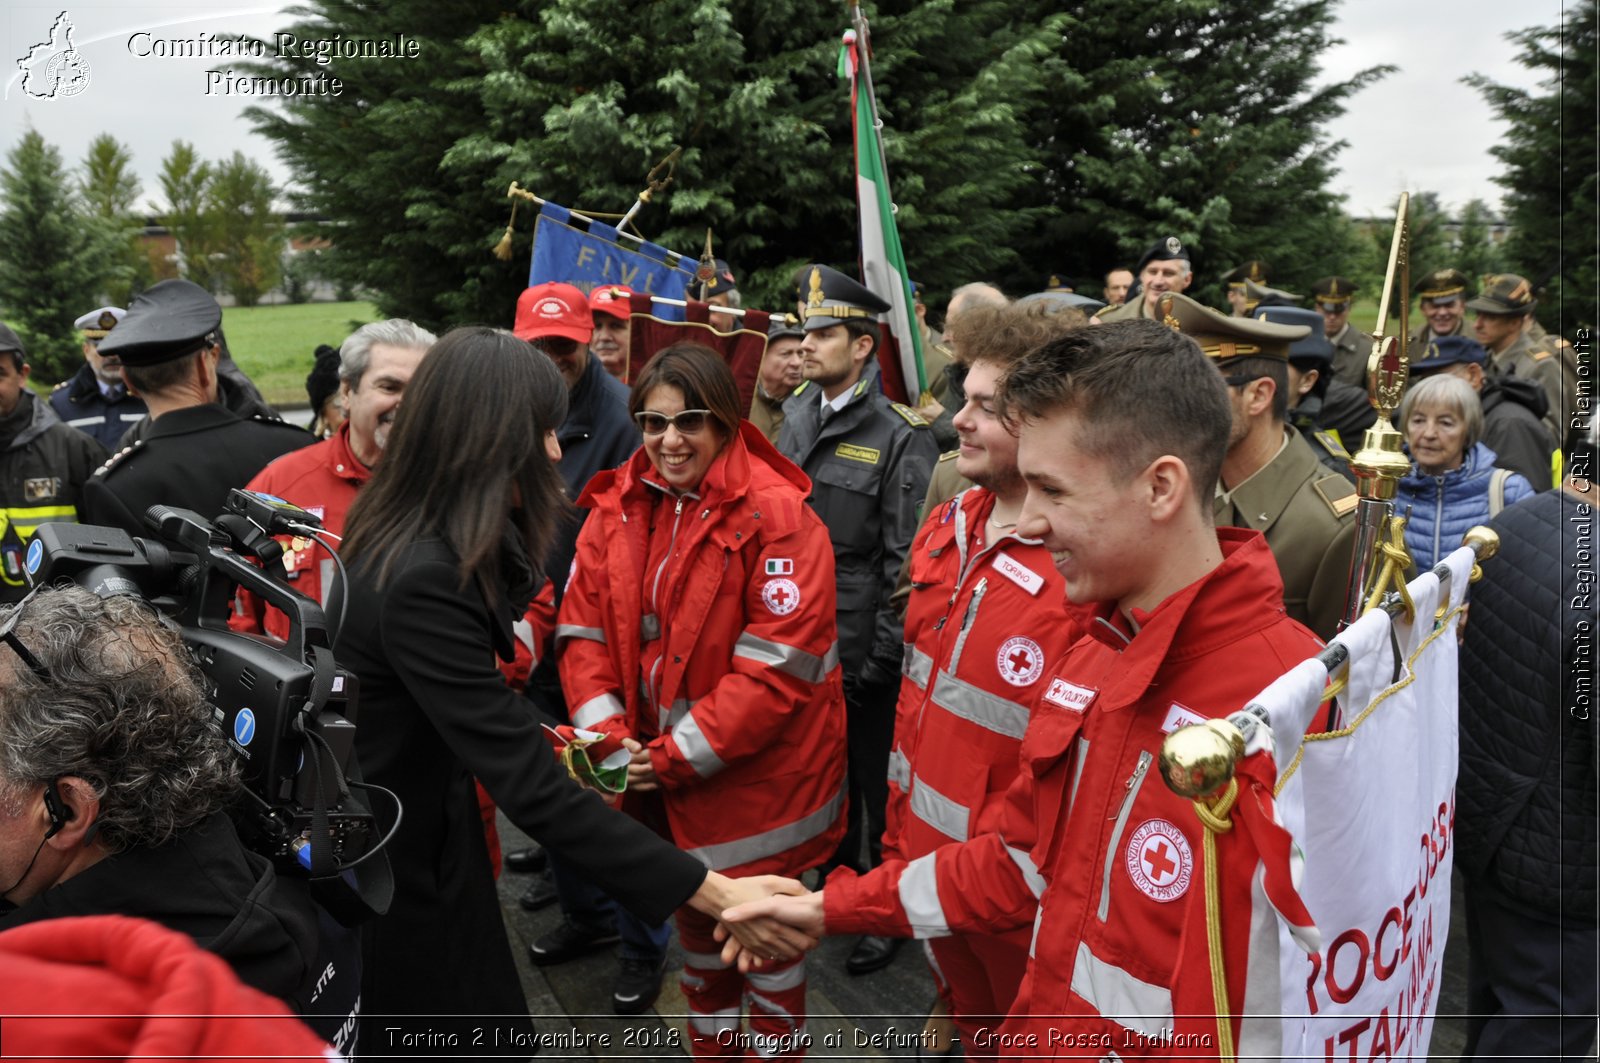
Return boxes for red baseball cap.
[514,282,593,344]
[589,284,635,321]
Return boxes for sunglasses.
[634,409,713,437]
[0,586,51,681]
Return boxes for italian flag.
[839,16,925,405]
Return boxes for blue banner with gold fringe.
[530,203,697,321]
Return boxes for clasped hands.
[693,872,828,972]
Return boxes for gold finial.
[1159,719,1247,799]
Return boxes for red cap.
[514,282,593,344]
[589,284,634,320]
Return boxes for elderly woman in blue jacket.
[1396,373,1535,570]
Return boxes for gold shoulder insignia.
[1313,429,1351,461]
[889,402,930,428]
[1530,349,1552,361]
[1311,474,1357,519]
[51,380,69,392]
[793,381,811,395]
[937,449,960,462]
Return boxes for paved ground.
[487,819,1497,1061]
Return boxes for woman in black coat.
[334,328,805,1056]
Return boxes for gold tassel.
[492,200,520,261]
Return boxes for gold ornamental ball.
[1159,719,1247,799]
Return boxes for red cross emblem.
[1124,819,1193,902]
[996,637,1044,687]
[761,578,801,616]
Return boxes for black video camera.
[25,490,392,922]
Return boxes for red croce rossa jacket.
[558,422,847,877]
[827,529,1324,1057]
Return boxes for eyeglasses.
[0,586,51,681]
[634,409,713,436]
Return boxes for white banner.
[1247,546,1475,1061]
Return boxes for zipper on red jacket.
[644,495,688,713]
[1098,750,1153,922]
[944,578,988,673]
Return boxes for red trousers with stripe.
[677,907,809,1059]
[924,931,1029,1062]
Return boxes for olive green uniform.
[748,384,788,445]
[1214,429,1359,640]
[1491,329,1576,446]
[1328,323,1372,392]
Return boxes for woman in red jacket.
[559,343,847,1059]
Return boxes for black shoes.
[517,870,558,912]
[504,846,547,874]
[527,919,622,966]
[612,955,667,1015]
[845,934,904,975]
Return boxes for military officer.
[81,279,309,537]
[1253,304,1373,479]
[1311,276,1370,391]
[1094,236,1193,322]
[1466,273,1577,447]
[1162,293,1358,639]
[777,264,937,974]
[1221,260,1270,316]
[748,313,805,443]
[50,306,150,451]
[1409,268,1472,349]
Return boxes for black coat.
[335,538,706,1052]
[1457,488,1597,919]
[48,362,149,451]
[80,403,309,537]
[1480,374,1555,491]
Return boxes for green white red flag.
[839,15,925,404]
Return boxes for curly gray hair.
[0,586,240,852]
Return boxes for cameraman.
[0,585,353,1050]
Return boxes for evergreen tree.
[159,140,219,293]
[1466,0,1597,336]
[1007,0,1391,302]
[1453,198,1506,288]
[0,130,104,382]
[246,0,1061,325]
[79,133,150,305]
[209,152,283,307]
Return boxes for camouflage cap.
[1464,273,1537,316]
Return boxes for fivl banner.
[530,203,698,320]
[1260,545,1476,1062]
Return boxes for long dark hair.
[342,327,570,595]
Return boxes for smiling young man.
[726,319,1325,1053]
[777,264,937,974]
[230,319,436,638]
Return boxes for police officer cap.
[1159,292,1308,362]
[1043,273,1075,292]
[1251,306,1331,366]
[0,322,24,357]
[1464,273,1537,317]
[1221,260,1269,288]
[74,306,126,339]
[1411,335,1489,374]
[1310,276,1357,306]
[1134,236,1188,277]
[799,264,891,331]
[698,259,737,299]
[1245,277,1302,309]
[767,313,805,342]
[1412,268,1469,302]
[99,279,222,366]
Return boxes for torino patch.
[995,636,1045,687]
[761,578,801,616]
[1124,819,1193,902]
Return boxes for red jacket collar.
[1082,528,1288,709]
[324,422,370,484]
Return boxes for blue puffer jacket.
[1396,441,1534,570]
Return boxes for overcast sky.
[1,0,1570,223]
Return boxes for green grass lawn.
[222,301,380,407]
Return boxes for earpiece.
[42,779,73,839]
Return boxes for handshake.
[687,872,833,972]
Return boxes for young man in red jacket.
[726,319,1324,1056]
[882,302,1088,1058]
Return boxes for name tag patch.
[23,477,60,502]
[835,443,881,465]
[990,552,1044,596]
[1043,678,1096,713]
[1160,702,1209,735]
